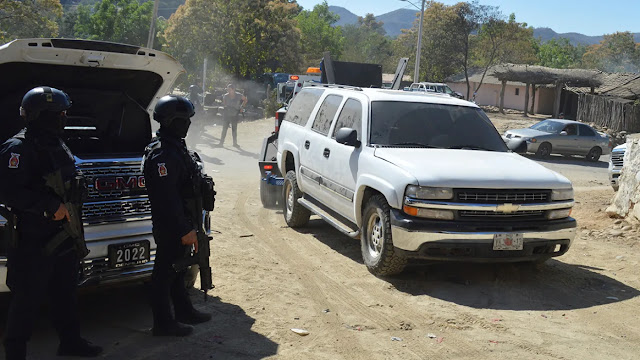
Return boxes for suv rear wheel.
[361,194,406,276]
[283,170,310,227]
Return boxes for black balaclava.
[163,117,191,139]
[28,110,68,138]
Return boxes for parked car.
[503,119,612,161]
[609,143,627,191]
[0,38,210,292]
[277,84,576,276]
[406,82,464,99]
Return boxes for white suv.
[277,85,576,276]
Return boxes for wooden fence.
[577,93,640,132]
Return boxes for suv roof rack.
[305,82,363,91]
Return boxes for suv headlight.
[551,188,573,201]
[405,186,453,200]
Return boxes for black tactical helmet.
[20,86,72,122]
[153,95,195,127]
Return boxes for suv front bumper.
[390,210,576,262]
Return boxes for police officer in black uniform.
[143,95,212,337]
[0,87,102,359]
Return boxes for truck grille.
[83,198,151,223]
[455,189,550,204]
[459,210,545,220]
[611,152,625,167]
[80,164,146,201]
[76,160,149,223]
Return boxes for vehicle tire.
[586,147,602,162]
[360,194,407,276]
[185,264,199,289]
[259,180,278,208]
[535,142,552,159]
[283,170,310,227]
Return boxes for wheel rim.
[285,182,294,220]
[588,148,600,160]
[541,145,550,156]
[366,211,383,259]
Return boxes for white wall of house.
[448,82,554,115]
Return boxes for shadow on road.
[523,153,609,168]
[0,284,278,360]
[385,259,639,311]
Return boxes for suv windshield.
[370,101,508,152]
[530,120,565,134]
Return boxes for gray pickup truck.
[0,39,208,292]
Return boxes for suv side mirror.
[560,131,568,136]
[335,128,361,148]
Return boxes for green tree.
[0,0,63,42]
[536,37,585,69]
[583,32,639,72]
[341,14,393,71]
[471,13,536,94]
[162,0,302,80]
[73,0,156,47]
[296,1,343,67]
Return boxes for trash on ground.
[239,234,254,238]
[322,309,330,313]
[391,337,403,341]
[291,328,310,336]
[427,333,437,339]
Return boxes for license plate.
[493,233,523,251]
[108,241,150,268]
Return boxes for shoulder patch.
[158,162,168,177]
[8,153,20,169]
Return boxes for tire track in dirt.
[235,192,436,359]
[247,194,581,360]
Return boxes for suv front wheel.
[361,194,407,276]
[283,170,310,227]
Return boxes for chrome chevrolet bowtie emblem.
[496,203,520,213]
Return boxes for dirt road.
[3,115,639,359]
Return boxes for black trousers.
[4,244,81,358]
[219,115,238,145]
[150,240,193,327]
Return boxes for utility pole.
[414,0,425,83]
[147,0,160,49]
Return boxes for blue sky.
[296,0,640,36]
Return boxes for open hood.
[0,39,185,153]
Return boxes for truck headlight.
[403,206,454,220]
[547,208,572,219]
[551,188,573,201]
[405,186,453,200]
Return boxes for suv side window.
[578,124,596,137]
[283,88,325,126]
[312,94,343,135]
[332,98,362,141]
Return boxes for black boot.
[56,338,103,357]
[175,308,212,325]
[4,339,27,360]
[152,322,194,337]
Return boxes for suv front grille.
[459,210,546,221]
[611,152,625,167]
[455,189,550,204]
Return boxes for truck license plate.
[108,240,150,268]
[493,233,523,251]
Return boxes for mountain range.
[328,5,640,45]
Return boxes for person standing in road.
[218,83,247,147]
[0,87,103,360]
[143,95,212,337]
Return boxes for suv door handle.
[304,140,310,149]
[323,148,330,158]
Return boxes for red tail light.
[264,165,273,170]
[274,114,280,133]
